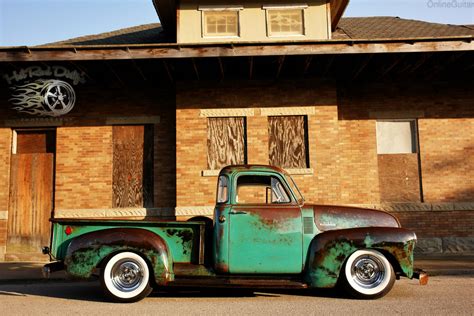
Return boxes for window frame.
[263,4,308,38]
[233,172,297,205]
[199,5,243,39]
[216,175,230,204]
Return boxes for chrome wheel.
[110,259,145,293]
[342,249,395,299]
[351,255,385,290]
[101,252,152,302]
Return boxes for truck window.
[236,175,291,204]
[217,175,229,203]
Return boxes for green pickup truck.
[43,165,427,302]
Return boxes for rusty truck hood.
[307,204,401,232]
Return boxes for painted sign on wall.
[3,66,86,117]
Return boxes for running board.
[169,276,308,289]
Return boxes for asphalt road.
[0,276,472,315]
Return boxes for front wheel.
[341,249,395,299]
[100,252,153,303]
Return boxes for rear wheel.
[341,249,395,299]
[100,252,152,303]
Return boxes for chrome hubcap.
[351,255,385,289]
[111,259,144,292]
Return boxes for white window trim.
[263,4,308,38]
[198,5,244,11]
[262,4,308,10]
[199,6,242,39]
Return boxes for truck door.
[228,173,303,274]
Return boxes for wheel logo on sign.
[3,65,85,117]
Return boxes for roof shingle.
[43,17,474,47]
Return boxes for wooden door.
[112,125,154,208]
[6,153,54,261]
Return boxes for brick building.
[0,1,473,261]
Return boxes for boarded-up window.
[376,120,421,202]
[207,117,246,170]
[113,125,154,208]
[376,121,417,154]
[268,116,308,169]
[16,130,56,154]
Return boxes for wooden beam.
[1,39,472,62]
[275,56,285,79]
[217,57,225,80]
[69,61,93,82]
[406,53,433,74]
[302,56,313,75]
[191,58,200,80]
[379,54,406,78]
[322,55,335,77]
[105,61,125,86]
[131,59,147,81]
[249,56,253,80]
[351,54,373,80]
[162,60,173,83]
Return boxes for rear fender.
[305,227,416,288]
[64,228,174,285]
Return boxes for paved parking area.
[0,276,473,315]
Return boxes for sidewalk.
[0,256,473,283]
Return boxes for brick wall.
[339,81,474,204]
[176,80,473,209]
[419,119,474,202]
[55,126,114,209]
[176,81,340,207]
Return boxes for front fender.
[305,227,416,288]
[64,228,174,285]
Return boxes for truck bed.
[49,218,206,265]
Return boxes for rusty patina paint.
[313,205,400,231]
[64,228,174,285]
[305,227,416,288]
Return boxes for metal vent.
[303,217,314,234]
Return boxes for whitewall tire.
[342,249,395,299]
[100,251,153,303]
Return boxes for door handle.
[230,211,248,215]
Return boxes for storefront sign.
[3,66,86,117]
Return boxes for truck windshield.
[283,171,305,205]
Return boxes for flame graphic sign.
[9,79,76,117]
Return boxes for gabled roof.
[2,17,472,62]
[42,17,474,47]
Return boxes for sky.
[0,0,473,46]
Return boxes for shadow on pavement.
[0,280,346,302]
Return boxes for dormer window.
[263,4,308,37]
[199,5,243,38]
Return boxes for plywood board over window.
[268,116,308,169]
[376,120,422,202]
[112,125,154,208]
[207,117,246,170]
